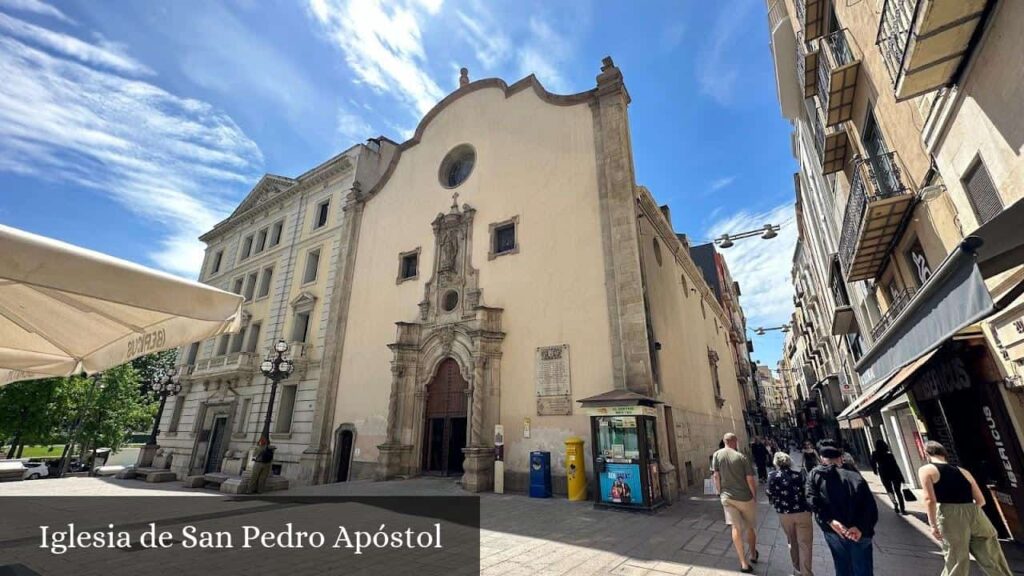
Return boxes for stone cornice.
[636,186,732,328]
[200,153,357,242]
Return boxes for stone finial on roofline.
[459,67,469,87]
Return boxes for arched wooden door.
[422,358,468,476]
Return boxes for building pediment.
[290,291,317,312]
[229,174,296,219]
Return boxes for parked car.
[23,459,49,480]
[0,460,26,482]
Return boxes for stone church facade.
[168,59,750,497]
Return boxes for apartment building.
[767,0,1024,541]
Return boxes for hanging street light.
[714,223,782,249]
[147,368,183,447]
[259,339,295,443]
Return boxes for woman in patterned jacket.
[767,452,815,576]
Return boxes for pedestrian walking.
[751,436,770,483]
[918,441,1012,576]
[767,452,814,576]
[870,439,907,514]
[712,432,759,573]
[801,440,819,475]
[806,438,878,576]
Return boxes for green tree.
[131,349,178,394]
[0,378,62,458]
[75,364,155,453]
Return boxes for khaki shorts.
[722,497,757,532]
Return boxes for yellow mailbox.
[565,436,587,501]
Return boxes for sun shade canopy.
[0,224,242,385]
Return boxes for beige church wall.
[334,84,616,482]
[636,211,746,492]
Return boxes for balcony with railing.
[796,31,818,98]
[870,286,918,340]
[767,0,802,120]
[798,0,826,41]
[828,256,857,335]
[809,101,850,175]
[838,152,916,282]
[816,28,861,127]
[193,351,259,377]
[876,0,990,101]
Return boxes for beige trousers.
[779,511,814,576]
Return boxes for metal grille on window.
[494,224,515,254]
[963,159,1003,225]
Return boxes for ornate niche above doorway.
[376,195,504,492]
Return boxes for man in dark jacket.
[751,437,770,483]
[806,439,878,576]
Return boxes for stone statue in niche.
[440,230,458,272]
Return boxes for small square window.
[314,199,330,229]
[397,248,420,283]
[489,217,519,260]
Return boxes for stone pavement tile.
[650,560,692,575]
[609,562,652,576]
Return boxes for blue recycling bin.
[529,451,552,498]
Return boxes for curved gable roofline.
[361,74,598,202]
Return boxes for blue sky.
[0,0,797,366]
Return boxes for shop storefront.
[909,342,1024,541]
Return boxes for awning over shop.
[0,224,243,385]
[838,348,938,421]
[854,241,994,391]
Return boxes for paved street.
[3,468,1023,576]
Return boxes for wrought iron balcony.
[798,0,826,41]
[810,102,850,175]
[816,28,861,127]
[876,0,990,101]
[796,31,818,98]
[870,286,918,340]
[838,152,916,282]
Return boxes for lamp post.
[752,323,792,336]
[147,368,182,446]
[259,339,294,443]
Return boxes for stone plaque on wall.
[536,344,571,415]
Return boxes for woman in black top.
[870,439,906,514]
[918,441,1011,576]
[801,440,818,475]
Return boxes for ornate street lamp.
[259,339,294,443]
[147,368,182,446]
[714,223,782,249]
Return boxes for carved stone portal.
[377,198,504,492]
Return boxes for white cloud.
[0,0,74,24]
[708,202,797,329]
[516,16,571,93]
[307,0,445,117]
[455,8,510,70]
[336,104,372,144]
[0,21,262,277]
[696,0,754,105]
[0,12,151,75]
[709,175,737,192]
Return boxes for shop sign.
[913,357,970,401]
[984,405,1020,489]
[584,406,657,417]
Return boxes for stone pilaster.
[591,56,654,396]
[461,446,495,492]
[301,183,367,484]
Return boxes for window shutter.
[963,159,1002,225]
